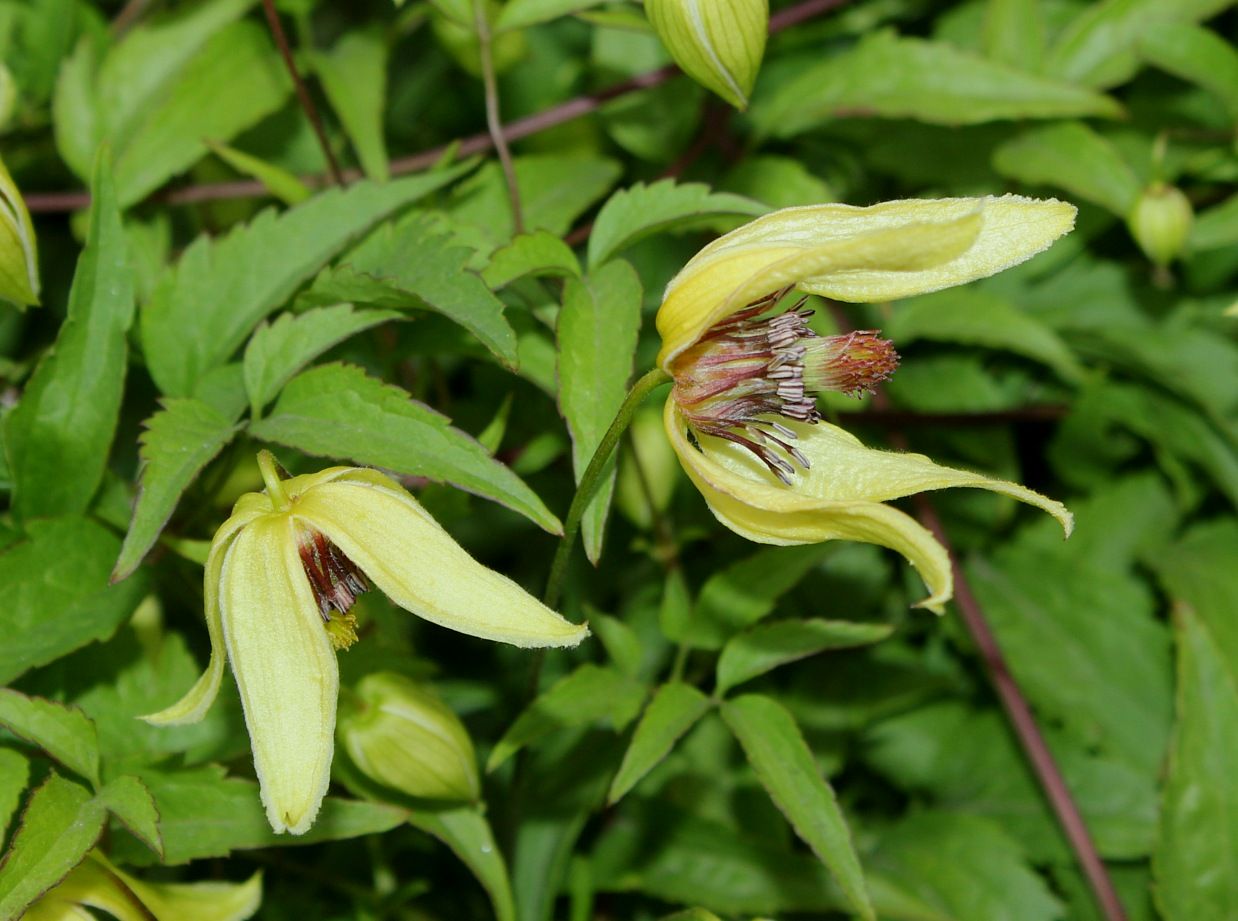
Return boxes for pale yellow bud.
[339,673,480,801]
[1128,182,1194,267]
[0,152,39,307]
[646,0,768,110]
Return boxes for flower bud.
[339,673,480,801]
[646,0,768,110]
[615,405,681,530]
[0,152,39,307]
[1128,182,1193,267]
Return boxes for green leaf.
[982,0,1046,72]
[243,304,401,416]
[315,29,389,181]
[481,230,581,289]
[716,619,894,696]
[992,122,1142,217]
[886,288,1085,383]
[557,260,642,562]
[303,212,516,365]
[1192,194,1238,252]
[487,665,646,771]
[206,139,311,205]
[589,612,644,679]
[1045,0,1232,89]
[1154,602,1238,920]
[586,179,766,269]
[407,804,515,921]
[96,775,162,859]
[249,363,561,532]
[496,0,608,31]
[0,690,100,788]
[721,694,873,921]
[113,398,242,581]
[752,31,1121,139]
[0,516,147,685]
[108,765,408,866]
[5,153,133,521]
[140,163,474,397]
[868,812,1062,921]
[1154,521,1238,667]
[1140,24,1238,123]
[687,545,832,649]
[0,773,106,920]
[111,20,288,207]
[607,682,712,804]
[0,750,29,841]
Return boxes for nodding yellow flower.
[657,195,1078,611]
[144,451,586,835]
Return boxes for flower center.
[297,526,368,650]
[669,289,898,483]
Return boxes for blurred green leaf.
[5,154,132,522]
[315,29,389,181]
[0,690,99,788]
[1139,24,1238,122]
[608,682,712,804]
[982,0,1045,71]
[1192,194,1238,251]
[716,619,894,696]
[113,398,242,581]
[753,31,1121,138]
[206,139,311,205]
[407,804,515,921]
[250,363,562,532]
[496,0,608,31]
[140,164,473,397]
[557,259,642,562]
[722,694,874,921]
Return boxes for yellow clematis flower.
[144,451,586,835]
[657,195,1077,611]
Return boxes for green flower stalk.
[144,451,586,835]
[339,672,480,801]
[656,195,1078,611]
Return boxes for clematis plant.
[652,195,1077,609]
[144,451,586,835]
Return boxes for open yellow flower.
[144,451,586,835]
[658,195,1077,611]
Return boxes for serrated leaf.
[5,153,132,521]
[0,690,100,788]
[0,773,106,920]
[113,399,242,581]
[249,363,561,532]
[721,694,874,921]
[106,765,407,866]
[752,31,1121,138]
[0,516,147,685]
[487,665,646,771]
[206,139,310,205]
[243,304,401,416]
[992,122,1141,217]
[407,805,515,921]
[315,28,389,181]
[140,163,474,397]
[716,619,894,696]
[887,288,1085,383]
[303,212,516,364]
[496,0,608,31]
[557,260,642,562]
[482,230,581,289]
[96,775,162,859]
[607,682,712,804]
[586,179,766,269]
[1140,24,1238,123]
[0,751,29,841]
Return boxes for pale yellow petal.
[108,854,263,921]
[291,475,588,648]
[656,195,1075,365]
[140,502,267,726]
[220,514,337,835]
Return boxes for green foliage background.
[1,0,1237,919]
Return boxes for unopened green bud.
[615,405,680,530]
[1128,182,1193,267]
[339,673,480,801]
[646,0,768,110]
[0,152,39,308]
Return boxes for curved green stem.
[543,367,672,609]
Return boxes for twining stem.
[474,0,524,235]
[543,368,672,610]
[260,0,346,187]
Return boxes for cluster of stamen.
[670,289,898,484]
[298,527,368,650]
